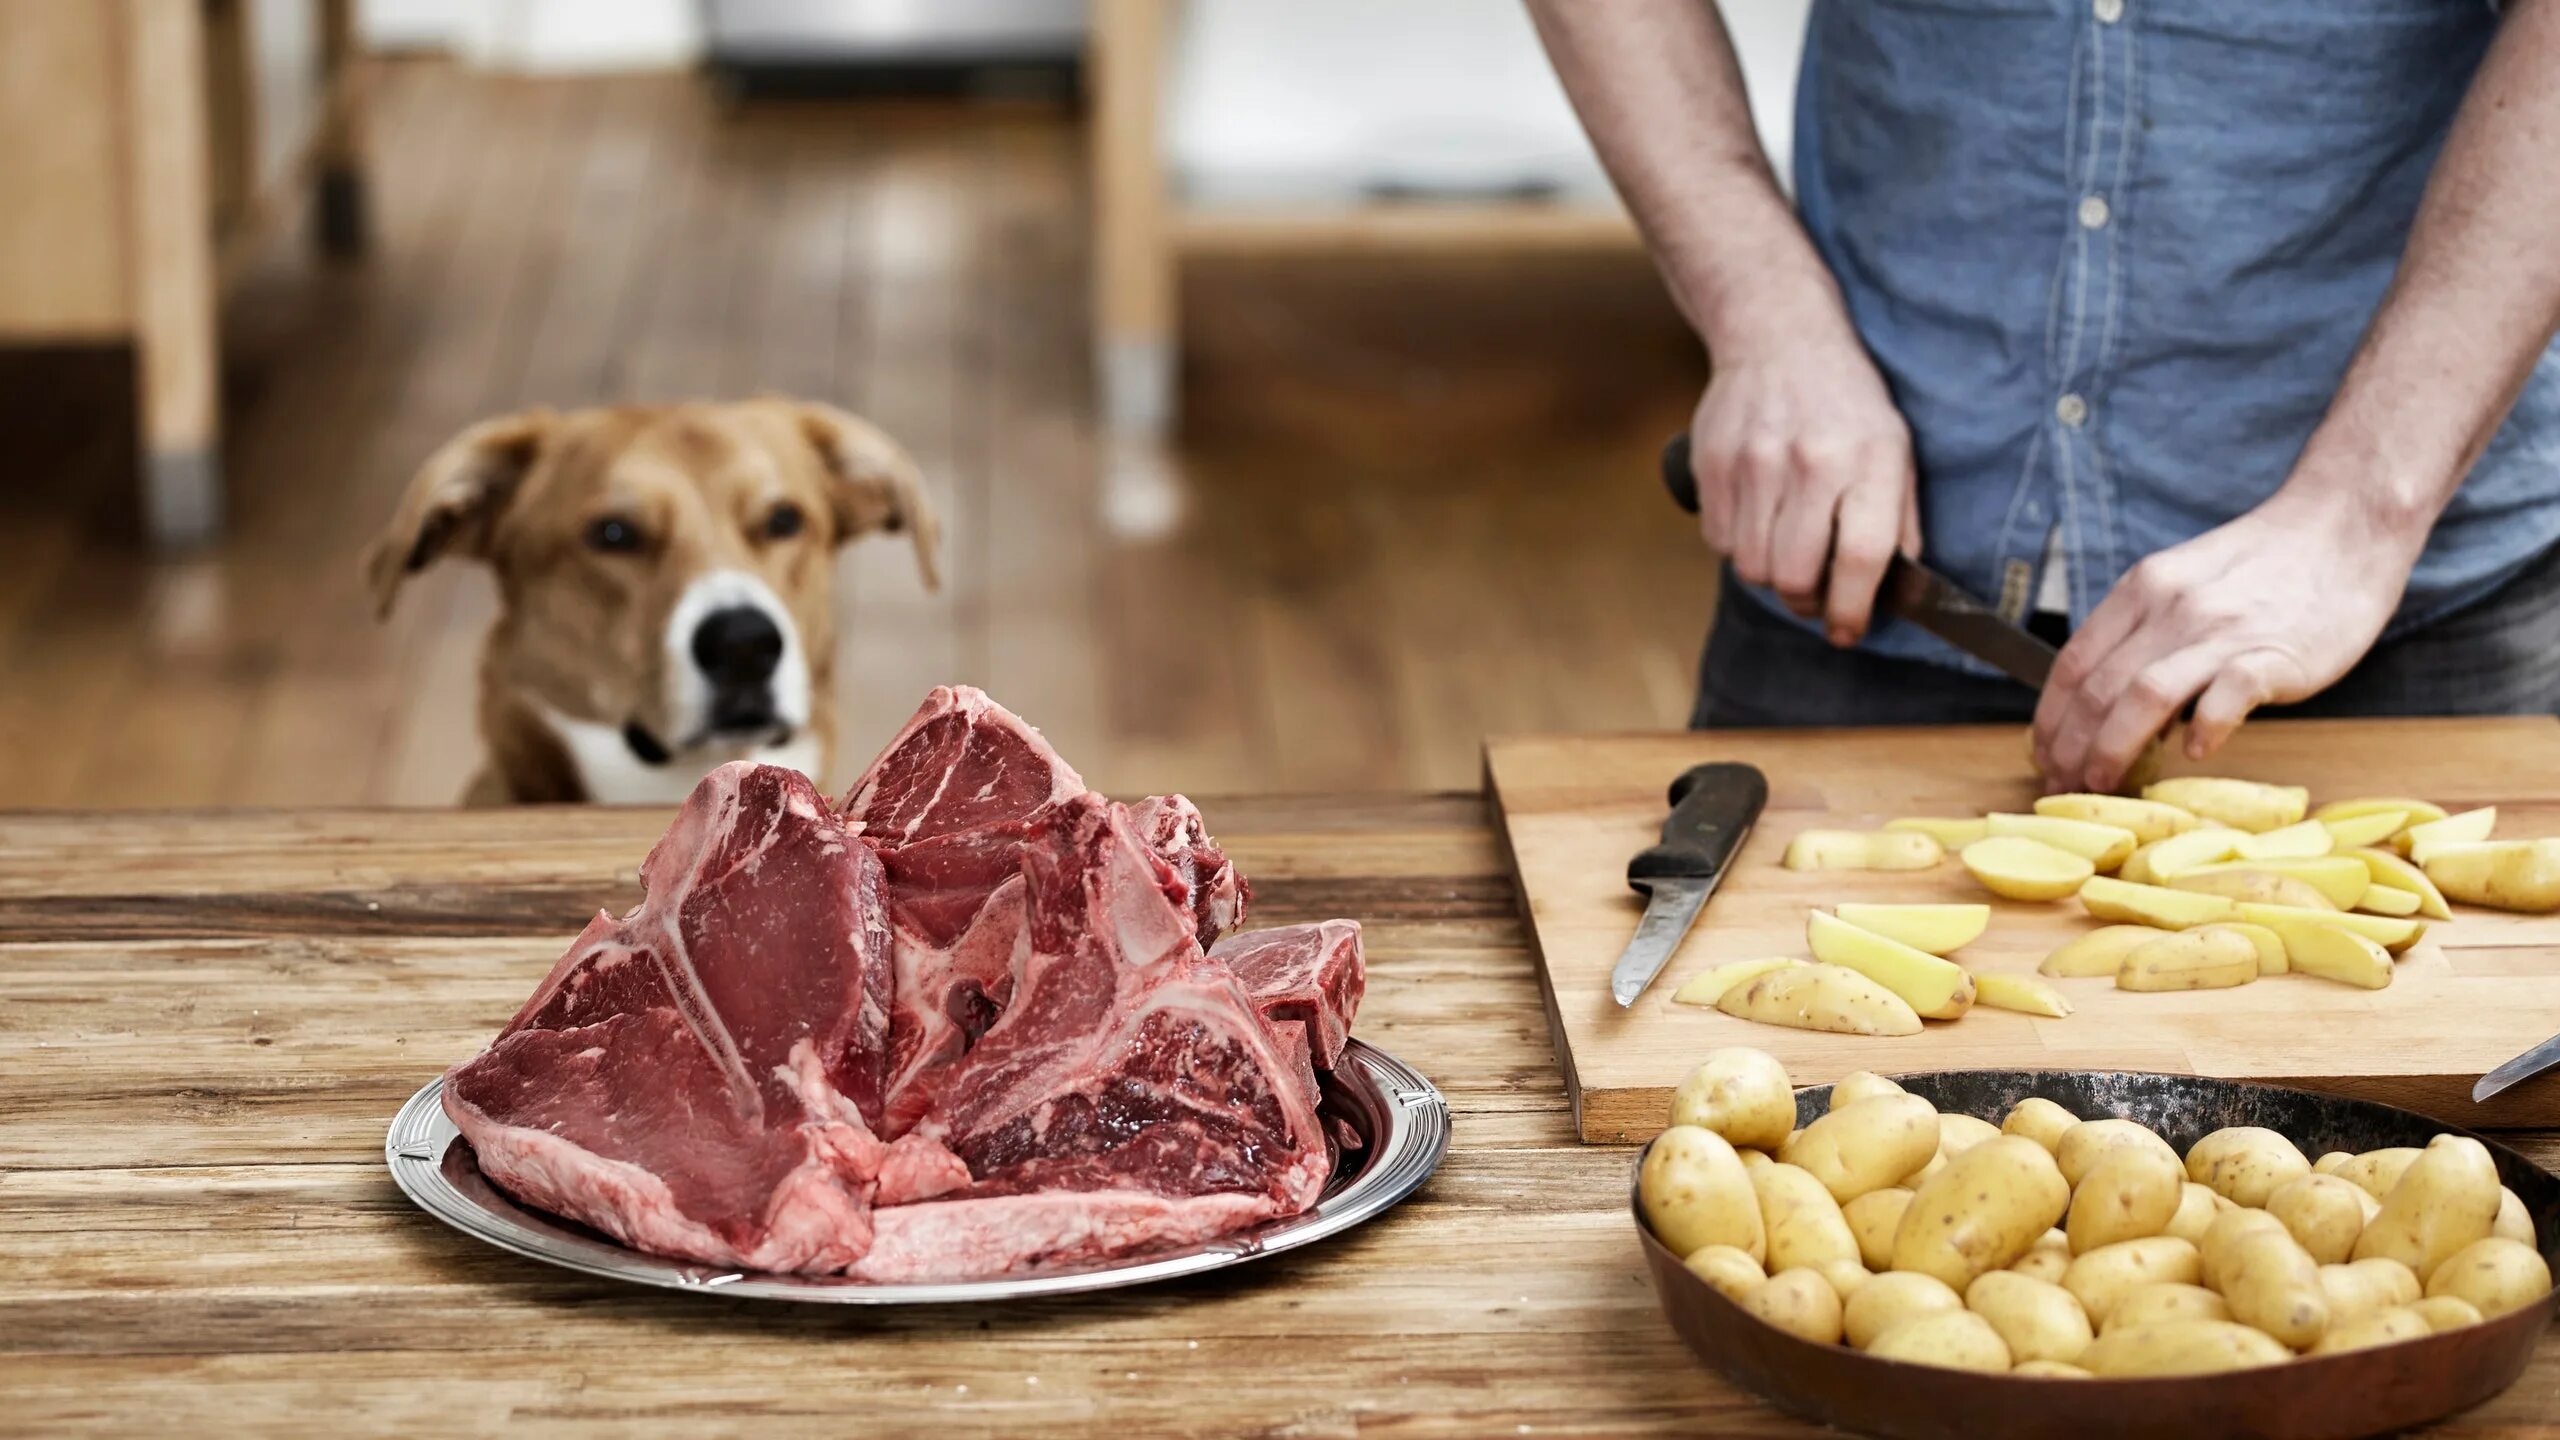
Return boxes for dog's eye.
[585,517,644,554]
[762,502,806,541]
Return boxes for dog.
[364,399,940,805]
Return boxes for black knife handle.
[1630,761,1767,884]
[1661,434,1700,515]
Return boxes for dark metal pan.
[1633,1069,2560,1440]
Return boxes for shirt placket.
[2040,0,2134,624]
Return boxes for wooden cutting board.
[1486,717,2560,1144]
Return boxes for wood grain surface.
[1488,718,2560,1144]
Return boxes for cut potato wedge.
[1973,972,2074,1018]
[2035,794,2200,845]
[2199,921,2287,976]
[2236,903,2425,955]
[2040,925,2162,979]
[2140,778,2309,833]
[2177,856,2368,910]
[1785,829,1945,871]
[2167,868,2335,912]
[2079,876,2237,929]
[1963,837,2097,901]
[2119,929,2260,991]
[2281,923,2394,990]
[2356,886,2422,918]
[2139,827,2245,883]
[1831,903,1991,956]
[2399,807,2496,861]
[1671,957,1807,1007]
[1808,910,1978,1020]
[1717,962,1925,1036]
[1988,813,2139,870]
[2424,839,2560,913]
[1887,817,1992,848]
[2321,811,2410,850]
[2317,796,2447,831]
[2352,847,2454,921]
[2234,820,2333,862]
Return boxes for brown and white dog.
[364,399,940,805]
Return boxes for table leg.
[1091,0,1175,437]
[126,0,223,547]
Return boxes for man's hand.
[1688,339,1922,647]
[2032,487,2427,793]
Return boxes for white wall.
[358,0,703,70]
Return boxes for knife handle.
[1631,762,1768,883]
[1660,435,1700,514]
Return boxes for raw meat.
[839,684,1084,847]
[1126,793,1251,947]
[1212,920,1366,1070]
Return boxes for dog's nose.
[691,606,784,684]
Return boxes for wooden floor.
[0,63,1709,808]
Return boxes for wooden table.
[4,798,2557,1436]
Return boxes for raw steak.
[1212,921,1366,1070]
[839,684,1084,847]
[441,764,966,1274]
[1126,793,1251,947]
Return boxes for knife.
[1614,761,1769,1007]
[1658,435,2057,690]
[2475,1034,2560,1104]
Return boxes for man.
[1529,1,2560,793]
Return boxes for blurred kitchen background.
[0,0,1808,806]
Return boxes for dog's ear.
[362,410,553,619]
[795,403,943,592]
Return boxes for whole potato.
[2218,1225,2330,1349]
[1784,1094,1942,1204]
[1753,1162,1862,1273]
[2057,1119,2181,1189]
[1843,1188,1915,1272]
[1738,1149,1775,1175]
[2266,1173,2372,1266]
[2067,1144,2185,1255]
[2164,1183,2224,1246]
[2063,1236,2202,1327]
[2080,1319,2290,1376]
[1843,1270,1964,1349]
[2308,1306,2430,1356]
[1742,1268,1845,1344]
[2332,1147,2423,1200]
[1671,1048,1797,1152]
[1831,1070,1907,1110]
[2012,1360,2093,1378]
[1815,1258,1873,1300]
[2001,1097,2080,1154]
[2409,1295,2486,1333]
[2187,1127,2313,1209]
[1893,1137,2072,1290]
[2199,1208,2291,1292]
[2313,1151,2353,1177]
[2318,1258,2422,1328]
[2494,1186,2536,1246]
[1938,1112,2005,1160]
[2009,1228,2073,1285]
[2424,1237,2554,1319]
[1867,1310,2013,1373]
[1683,1244,1766,1302]
[2102,1282,2230,1334]
[1965,1270,2094,1365]
[1640,1126,1765,1261]
[2352,1134,2501,1282]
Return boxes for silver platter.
[386,1038,1451,1303]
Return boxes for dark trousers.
[1692,545,2560,729]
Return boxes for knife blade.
[1657,435,2058,690]
[2475,1031,2560,1104]
[1613,761,1768,1007]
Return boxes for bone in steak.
[1211,920,1366,1071]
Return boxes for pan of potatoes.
[1633,1051,2556,1439]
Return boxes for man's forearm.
[1524,0,1853,360]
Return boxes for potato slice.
[1671,957,1806,1007]
[2166,868,2335,911]
[1988,813,2139,870]
[2353,846,2455,920]
[2425,838,2560,913]
[1963,837,2096,901]
[2196,921,2287,976]
[2317,796,2447,831]
[2273,922,2393,990]
[1717,963,1924,1036]
[1887,817,1991,848]
[1831,903,1991,956]
[2140,778,2309,834]
[2401,806,2496,861]
[2233,819,2333,861]
[2137,827,2244,882]
[1784,829,1944,871]
[2079,876,2237,929]
[2234,902,2424,954]
[2034,794,2199,845]
[2039,925,2160,979]
[1807,911,1977,1020]
[2118,930,2259,992]
[2356,885,2422,917]
[1973,973,2073,1018]
[2176,856,2366,909]
[2321,810,2410,850]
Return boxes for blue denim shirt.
[1754,0,2560,675]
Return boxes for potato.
[1669,957,1804,1007]
[1641,1126,1766,1261]
[2399,805,2496,860]
[1738,1149,1775,1175]
[2195,921,2287,976]
[2139,826,2245,882]
[2141,778,2309,834]
[1988,813,2139,870]
[2187,1127,2312,1209]
[2102,1281,2230,1334]
[2266,1173,2371,1265]
[1962,836,2097,901]
[2206,855,2372,908]
[1831,903,1991,956]
[1754,1161,1863,1273]
[2067,1144,2185,1254]
[2117,928,2259,991]
[1843,1269,1964,1349]
[2035,793,2200,845]
[1717,963,1925,1037]
[2425,838,2560,913]
[2321,809,2411,850]
[2278,922,2394,991]
[1742,1267,1845,1343]
[2234,901,2424,954]
[2080,876,2237,930]
[2056,1118,2181,1189]
[1671,1048,1798,1151]
[2012,1360,2092,1378]
[2409,1295,2486,1333]
[2332,1148,2423,1201]
[1889,816,1991,848]
[1938,1112,2004,1161]
[1843,1188,1914,1271]
[1683,1244,1767,1301]
[2308,1306,2430,1355]
[1893,1137,2072,1290]
[1831,1070,1907,1110]
[1867,1310,2013,1372]
[1816,1258,1873,1299]
[2198,1208,2290,1291]
[1785,829,1943,871]
[2167,868,2336,912]
[2317,796,2446,831]
[1807,911,1978,1020]
[1973,973,2074,1018]
[2217,1224,2330,1349]
[2424,1236,2554,1319]
[2009,1228,2074,1285]
[2001,1097,2080,1154]
[2495,1187,2535,1246]
[2352,847,2454,920]
[2039,925,2160,979]
[2062,1236,2202,1326]
[2081,1319,2289,1376]
[2164,1183,2224,1246]
[2318,1258,2422,1328]
[2233,819,2335,862]
[2357,885,2423,917]
[1784,1094,1943,1203]
[1966,1271,2094,1365]
[2353,1134,2502,1282]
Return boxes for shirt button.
[2078,194,2111,230]
[2093,0,2124,22]
[2056,393,2089,428]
